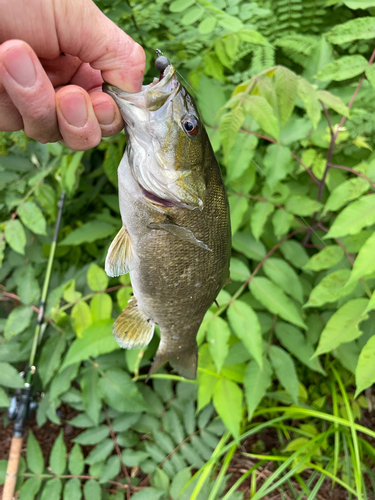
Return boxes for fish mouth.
[102,64,179,111]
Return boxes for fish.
[102,54,231,380]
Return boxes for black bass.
[103,55,231,379]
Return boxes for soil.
[1,405,374,499]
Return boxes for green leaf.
[285,195,322,216]
[366,65,375,90]
[213,378,242,438]
[297,77,321,128]
[100,455,121,483]
[250,201,274,240]
[303,245,344,272]
[232,232,266,261]
[0,387,10,407]
[280,241,309,269]
[275,323,326,374]
[131,489,164,500]
[263,144,293,189]
[61,151,84,196]
[344,0,375,8]
[85,440,113,465]
[227,300,263,367]
[263,258,304,304]
[27,430,44,474]
[69,443,85,475]
[317,90,350,117]
[5,219,26,255]
[272,209,294,239]
[83,479,101,500]
[73,425,109,445]
[38,333,66,387]
[250,277,306,329]
[206,316,231,372]
[198,17,217,35]
[59,221,117,246]
[181,6,203,25]
[170,468,192,499]
[327,17,375,45]
[244,359,272,420]
[87,263,109,291]
[15,264,40,305]
[71,301,92,337]
[244,95,279,141]
[170,0,195,12]
[269,346,299,403]
[217,13,243,32]
[324,178,369,214]
[347,231,375,285]
[305,270,356,308]
[0,362,24,388]
[355,335,375,396]
[326,194,375,238]
[226,133,257,182]
[317,55,367,82]
[50,430,67,475]
[61,320,118,370]
[275,66,297,127]
[230,195,248,234]
[239,29,268,45]
[91,294,112,322]
[230,257,250,282]
[63,478,82,500]
[81,366,101,425]
[219,108,246,154]
[18,477,42,500]
[99,368,148,412]
[17,201,46,235]
[150,468,170,493]
[314,299,369,356]
[122,449,149,467]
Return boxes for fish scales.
[103,57,231,379]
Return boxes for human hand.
[0,0,145,150]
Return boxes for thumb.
[54,0,145,92]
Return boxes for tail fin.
[148,346,198,380]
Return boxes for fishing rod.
[3,192,65,500]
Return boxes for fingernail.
[59,93,88,127]
[3,46,36,88]
[94,101,116,126]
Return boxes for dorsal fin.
[105,226,139,277]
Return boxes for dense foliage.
[2,0,375,498]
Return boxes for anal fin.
[113,296,155,349]
[105,226,139,277]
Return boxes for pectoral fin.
[113,296,155,349]
[105,226,139,277]
[148,221,211,251]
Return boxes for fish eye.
[182,116,198,137]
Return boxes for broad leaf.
[275,66,297,127]
[250,277,306,328]
[263,144,293,189]
[244,359,272,420]
[269,346,299,403]
[230,257,250,282]
[5,219,26,255]
[87,263,109,292]
[275,323,326,374]
[59,221,117,246]
[305,270,356,308]
[0,362,24,388]
[68,443,85,475]
[27,430,44,474]
[303,245,344,272]
[324,177,369,214]
[227,300,263,367]
[40,478,62,500]
[327,17,375,44]
[348,231,375,285]
[326,195,375,238]
[90,294,112,322]
[63,478,81,500]
[50,430,67,475]
[17,201,46,235]
[314,299,369,356]
[71,301,92,337]
[244,95,279,140]
[250,201,274,240]
[263,258,304,304]
[285,195,322,216]
[99,368,148,412]
[232,231,266,261]
[213,378,242,438]
[72,425,109,445]
[297,77,321,128]
[317,90,350,117]
[206,316,231,372]
[82,480,102,500]
[61,320,118,369]
[81,366,101,425]
[317,55,367,81]
[356,335,375,396]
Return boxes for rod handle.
[3,436,23,500]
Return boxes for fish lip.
[102,64,176,101]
